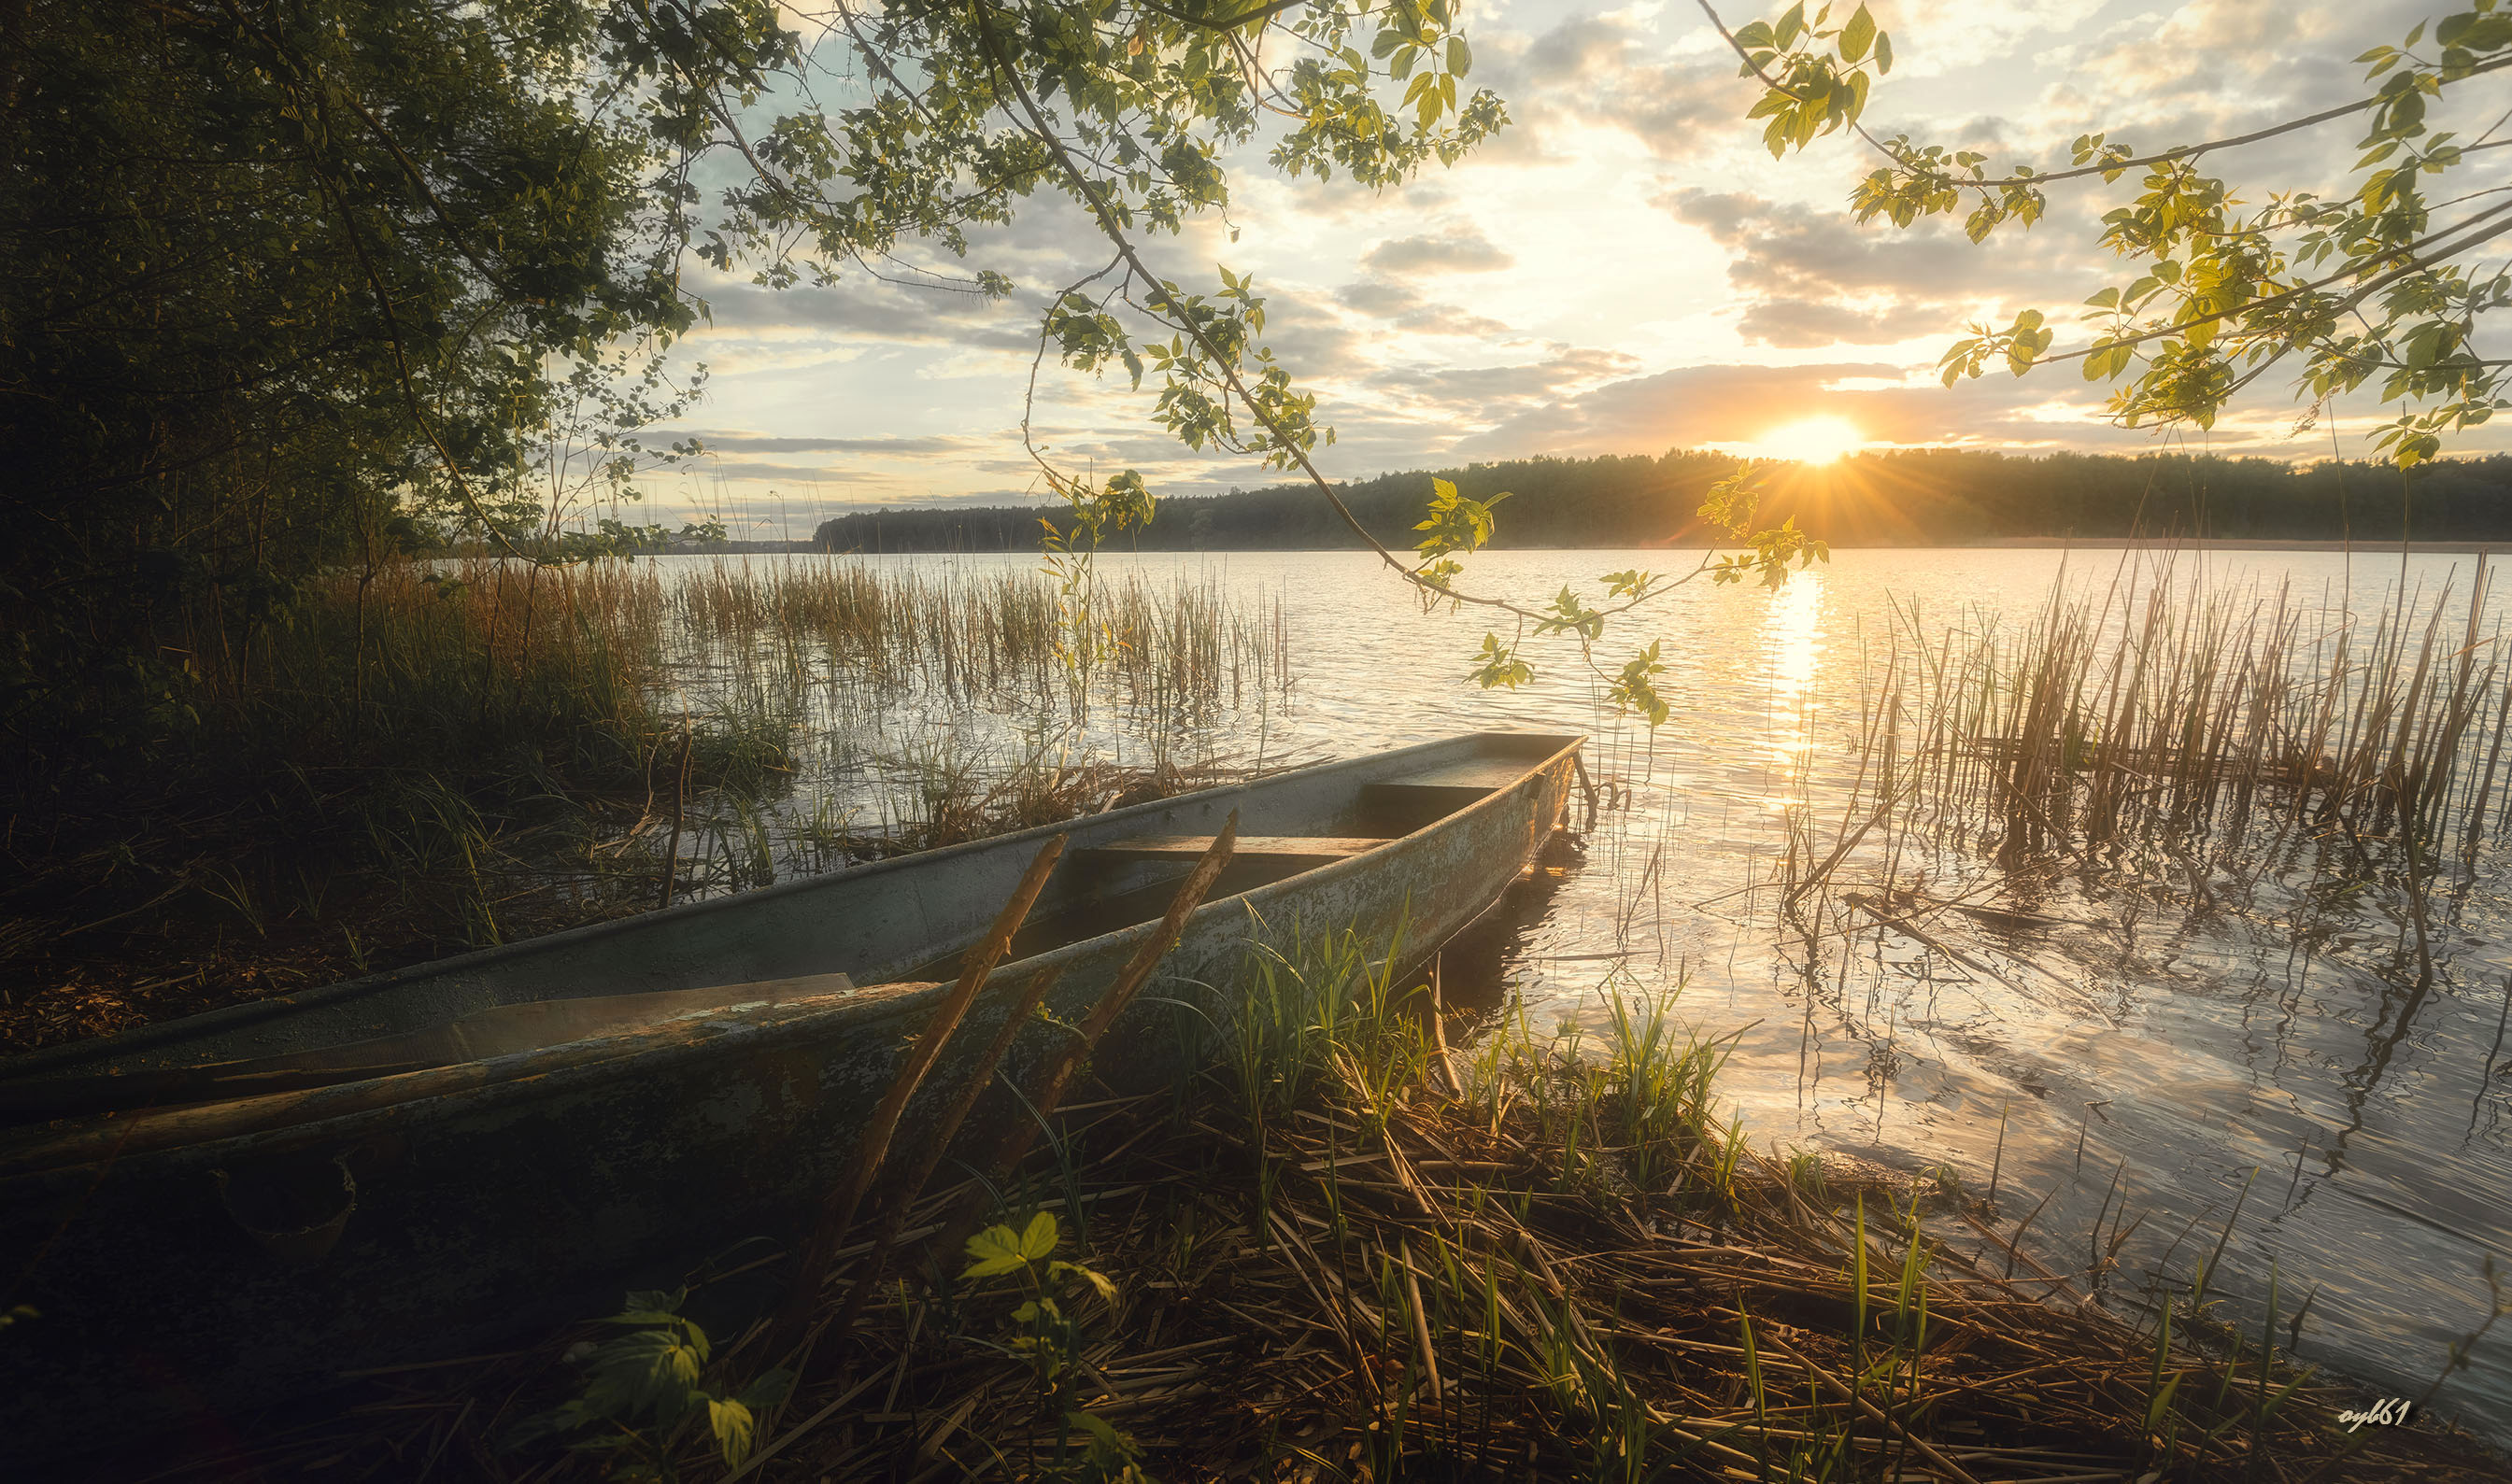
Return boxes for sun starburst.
[1755,417,1865,464]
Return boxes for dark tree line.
[813,448,2512,553]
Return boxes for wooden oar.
[806,962,1068,1371]
[765,834,1067,1361]
[924,813,1238,1272]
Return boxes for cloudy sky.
[631,0,2497,535]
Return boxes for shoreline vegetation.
[649,536,2512,556]
[0,557,1291,1055]
[151,930,2509,1482]
[12,546,2512,1480]
[806,449,2512,555]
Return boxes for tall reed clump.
[1853,553,2512,875]
[670,557,1289,725]
[220,557,681,781]
[2,552,1298,1053]
[0,554,804,1051]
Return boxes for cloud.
[1456,360,2160,459]
[1880,0,2089,77]
[1376,346,1645,418]
[1240,284,1376,375]
[1655,187,2094,348]
[686,432,980,458]
[1333,278,1516,339]
[679,460,915,485]
[694,282,1041,354]
[1360,222,1516,275]
[1733,299,1947,348]
[1484,13,1732,159]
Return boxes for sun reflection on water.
[1761,567,1825,806]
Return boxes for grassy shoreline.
[152,940,2510,1482]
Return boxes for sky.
[622,0,2502,536]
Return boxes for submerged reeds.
[1747,548,2512,1022]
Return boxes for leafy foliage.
[7,0,1517,770]
[1608,642,1673,728]
[1722,0,2512,466]
[1,0,737,768]
[1698,463,1832,588]
[513,1289,791,1481]
[961,1211,1147,1479]
[1724,2,1895,160]
[8,0,1820,774]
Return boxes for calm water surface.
[667,546,2512,1443]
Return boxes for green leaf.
[603,1290,688,1326]
[1874,29,1893,73]
[1447,35,1470,76]
[963,1223,1032,1279]
[709,1397,757,1468]
[1018,1208,1060,1261]
[733,1367,796,1410]
[2144,1372,2183,1430]
[1839,4,1875,63]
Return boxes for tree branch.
[1696,0,2512,191]
[967,0,1731,643]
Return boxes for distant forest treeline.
[812,449,2512,552]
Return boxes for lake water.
[659,546,2512,1443]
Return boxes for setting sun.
[1756,417,1866,464]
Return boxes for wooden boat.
[0,730,1582,1463]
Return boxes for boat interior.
[0,734,1579,1123]
[901,747,1562,982]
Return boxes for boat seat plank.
[1082,834,1387,863]
[1359,756,1538,812]
[1377,757,1539,791]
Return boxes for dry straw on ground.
[187,926,2508,1483]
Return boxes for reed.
[670,557,1289,723]
[1845,553,2508,876]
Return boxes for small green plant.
[962,1210,1149,1480]
[1785,1149,1826,1199]
[514,1289,790,1481]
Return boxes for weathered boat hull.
[0,731,1579,1464]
